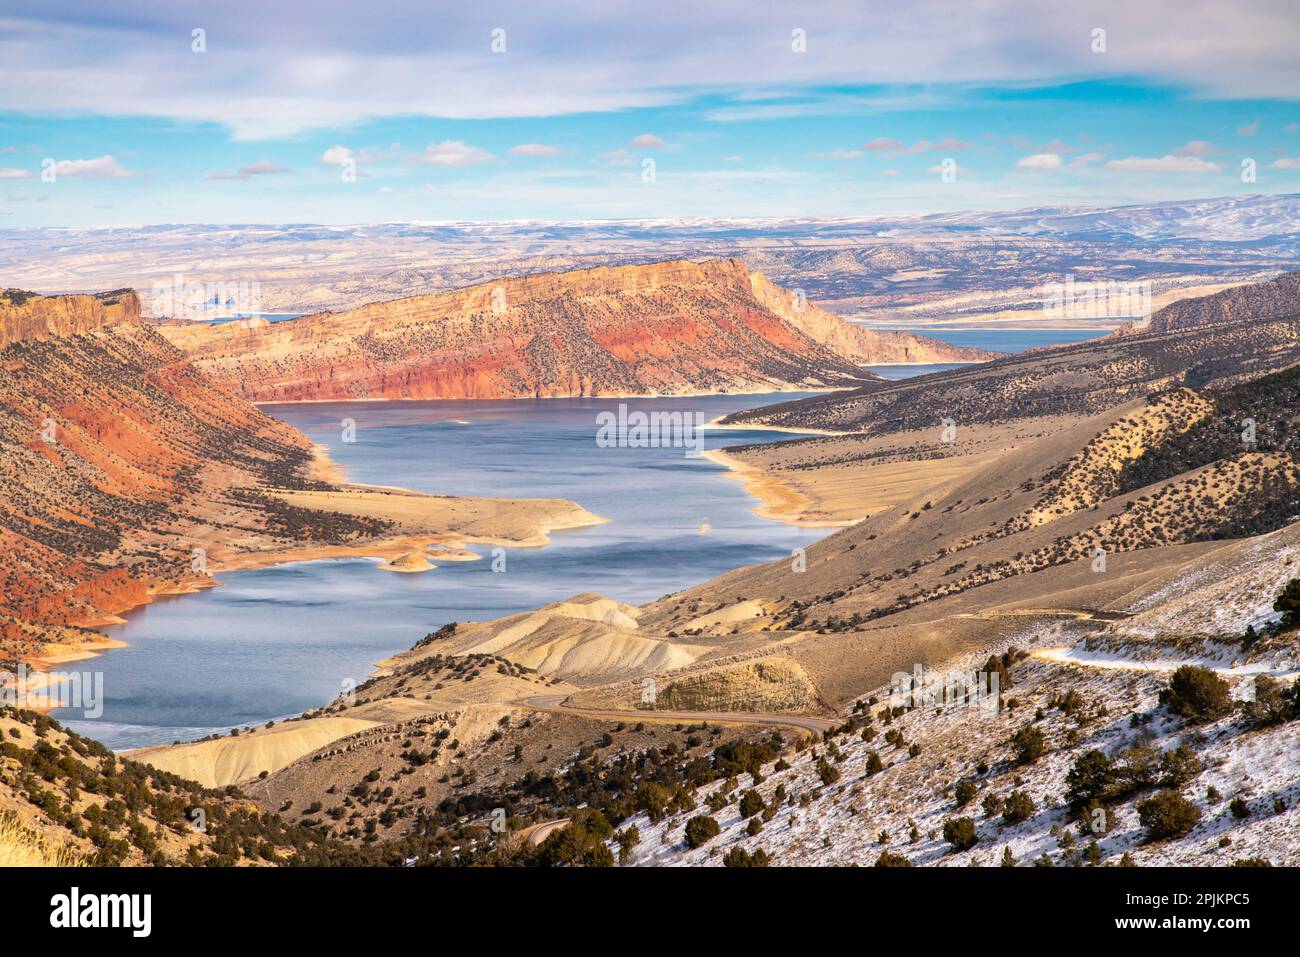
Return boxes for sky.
[1,0,1299,226]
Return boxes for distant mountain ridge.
[1148,270,1300,332]
[156,259,996,402]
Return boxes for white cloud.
[1105,155,1221,172]
[817,149,865,160]
[864,136,968,156]
[207,160,292,180]
[1070,151,1106,167]
[1237,122,1260,136]
[1273,157,1300,169]
[1173,140,1215,156]
[320,145,353,165]
[863,137,905,153]
[508,143,560,156]
[880,168,899,176]
[4,3,1300,139]
[0,168,32,180]
[52,155,132,179]
[421,141,495,167]
[630,134,667,150]
[1017,152,1061,170]
[722,155,743,162]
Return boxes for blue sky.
[1,1,1298,226]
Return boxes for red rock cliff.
[0,288,140,348]
[158,259,996,402]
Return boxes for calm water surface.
[60,327,1097,749]
[60,395,826,748]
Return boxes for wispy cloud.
[863,136,969,156]
[593,150,635,167]
[863,137,906,153]
[1106,155,1221,173]
[421,141,495,167]
[207,161,292,180]
[320,146,353,165]
[508,143,560,157]
[1017,152,1061,170]
[4,3,1299,139]
[51,155,133,179]
[629,134,667,150]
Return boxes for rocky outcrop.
[158,259,996,402]
[749,270,995,364]
[0,292,321,659]
[0,288,140,348]
[1148,270,1300,332]
[654,658,818,712]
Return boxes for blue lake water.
[57,326,1101,750]
[876,326,1111,353]
[59,395,826,749]
[864,326,1111,379]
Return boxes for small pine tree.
[1159,665,1233,723]
[722,845,771,867]
[683,815,720,849]
[816,758,841,786]
[864,750,883,776]
[875,849,912,867]
[1012,724,1046,765]
[942,817,978,851]
[1137,791,1202,841]
[1273,578,1300,629]
[1002,789,1036,825]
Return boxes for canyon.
[5,268,1300,869]
[155,259,993,402]
[0,289,600,668]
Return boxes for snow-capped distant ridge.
[4,194,1296,243]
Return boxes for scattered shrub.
[942,817,978,851]
[683,815,720,849]
[722,846,771,867]
[1159,666,1232,723]
[1001,790,1036,825]
[875,850,912,867]
[1137,791,1202,841]
[1012,724,1046,765]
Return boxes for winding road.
[515,694,837,736]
